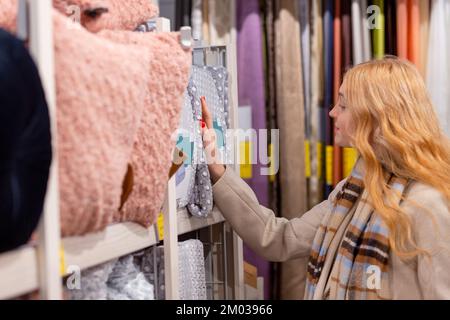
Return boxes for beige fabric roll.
[202,0,210,43]
[419,0,430,78]
[207,0,233,45]
[54,14,191,236]
[0,3,191,236]
[274,0,307,300]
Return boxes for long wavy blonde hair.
[342,56,450,260]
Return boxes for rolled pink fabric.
[397,0,408,59]
[52,0,159,32]
[1,4,191,236]
[55,15,190,235]
[1,0,159,33]
[0,0,17,32]
[100,30,191,228]
[54,13,149,235]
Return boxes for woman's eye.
[340,105,346,110]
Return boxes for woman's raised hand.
[200,96,226,183]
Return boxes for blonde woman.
[201,56,450,300]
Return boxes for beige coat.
[213,167,450,300]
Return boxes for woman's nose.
[329,105,337,118]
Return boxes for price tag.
[343,147,358,178]
[326,145,334,186]
[269,143,276,183]
[240,141,252,179]
[305,140,311,178]
[157,213,164,241]
[317,142,323,179]
[60,244,66,276]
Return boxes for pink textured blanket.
[100,30,191,228]
[54,12,148,236]
[1,0,159,33]
[1,2,191,236]
[53,0,159,32]
[0,0,17,32]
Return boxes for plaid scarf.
[305,158,409,300]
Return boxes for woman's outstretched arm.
[212,166,345,262]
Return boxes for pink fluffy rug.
[1,0,159,33]
[1,2,191,236]
[0,0,17,32]
[52,0,159,32]
[99,30,191,228]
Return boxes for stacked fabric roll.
[69,240,207,300]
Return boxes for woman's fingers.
[200,96,221,165]
[201,96,213,129]
[202,125,216,148]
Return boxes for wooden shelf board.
[0,206,225,298]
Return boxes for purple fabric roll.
[237,0,271,300]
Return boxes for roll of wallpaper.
[299,1,311,135]
[419,0,430,78]
[352,0,364,64]
[426,0,450,137]
[333,0,343,187]
[342,1,353,70]
[274,0,307,222]
[299,0,312,200]
[397,0,408,59]
[175,0,192,31]
[339,0,353,183]
[0,30,52,253]
[361,0,372,61]
[372,0,385,59]
[407,0,420,66]
[237,0,271,300]
[237,0,269,215]
[208,0,233,46]
[347,1,360,177]
[263,0,281,299]
[352,0,372,64]
[323,0,334,197]
[310,0,324,207]
[299,0,311,140]
[275,0,307,300]
[202,0,210,43]
[191,0,203,40]
[385,0,397,56]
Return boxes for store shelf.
[0,206,226,299]
[0,246,39,300]
[63,222,158,274]
[178,206,226,235]
[63,206,225,274]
